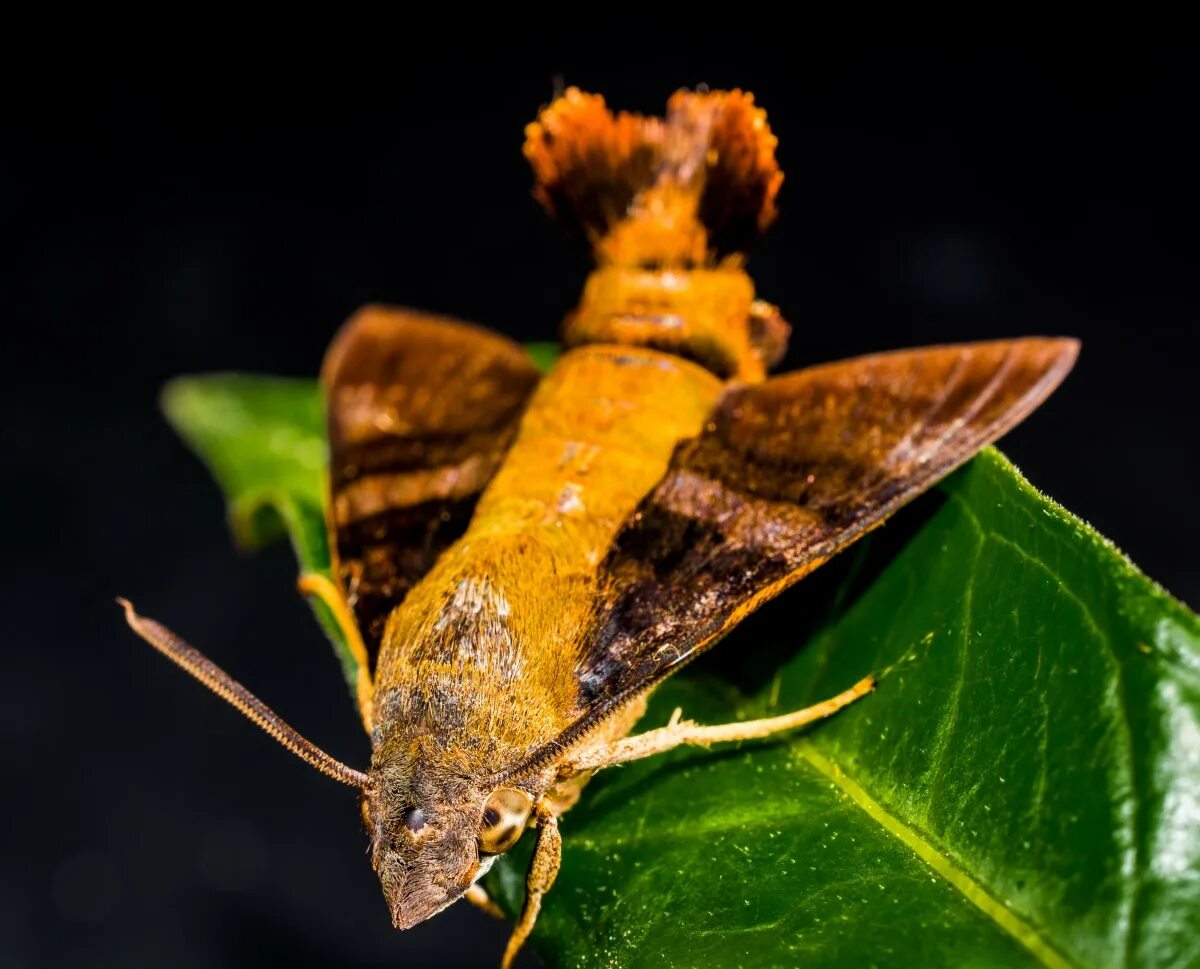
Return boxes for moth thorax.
[562,265,790,381]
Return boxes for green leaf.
[523,341,561,374]
[163,372,1200,969]
[489,451,1200,969]
[161,374,359,686]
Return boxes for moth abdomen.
[527,87,790,381]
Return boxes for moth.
[122,87,1078,967]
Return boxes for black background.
[4,42,1196,969]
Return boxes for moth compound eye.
[478,788,532,855]
[400,806,427,834]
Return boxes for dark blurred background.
[3,42,1196,969]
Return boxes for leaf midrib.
[796,741,1077,969]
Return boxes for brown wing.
[323,306,541,671]
[514,337,1078,769]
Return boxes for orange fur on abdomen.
[372,346,720,754]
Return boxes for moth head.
[117,599,539,931]
[364,749,536,929]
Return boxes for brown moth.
[121,87,1078,967]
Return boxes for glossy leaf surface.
[164,372,1200,969]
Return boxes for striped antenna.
[118,598,370,790]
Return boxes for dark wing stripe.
[501,337,1078,781]
[332,427,518,486]
[324,306,541,671]
[329,496,480,656]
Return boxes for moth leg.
[296,572,374,732]
[565,675,875,775]
[465,883,505,920]
[500,802,562,969]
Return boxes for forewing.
[324,306,541,669]
[569,337,1079,724]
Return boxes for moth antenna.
[117,598,370,790]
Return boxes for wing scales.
[505,338,1078,776]
[323,306,541,671]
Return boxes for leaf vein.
[922,512,985,820]
[796,742,1079,969]
[946,492,1143,966]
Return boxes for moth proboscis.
[122,86,1078,968]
